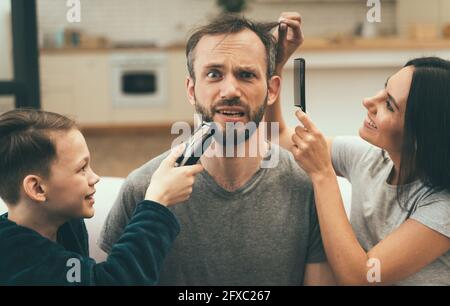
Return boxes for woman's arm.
[303,262,336,285]
[312,174,450,285]
[265,12,302,150]
[265,99,294,150]
[264,12,340,170]
[292,109,450,285]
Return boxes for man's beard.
[194,94,268,147]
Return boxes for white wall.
[37,0,397,47]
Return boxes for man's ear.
[22,175,47,203]
[267,75,281,107]
[186,76,196,106]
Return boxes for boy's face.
[43,129,100,219]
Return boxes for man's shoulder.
[126,150,170,183]
[116,150,171,199]
[270,143,311,184]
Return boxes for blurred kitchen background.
[1,0,450,177]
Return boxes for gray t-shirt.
[332,136,450,286]
[99,144,326,285]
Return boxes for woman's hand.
[291,109,335,180]
[145,144,204,207]
[273,12,304,73]
[264,12,303,150]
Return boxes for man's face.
[186,29,280,144]
[42,129,100,220]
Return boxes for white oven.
[110,52,168,107]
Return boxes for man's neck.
[200,133,270,192]
[7,202,65,242]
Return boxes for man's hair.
[186,14,279,81]
[0,109,76,204]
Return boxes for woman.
[269,57,450,285]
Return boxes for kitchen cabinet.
[40,53,111,124]
[396,0,450,37]
[40,49,194,126]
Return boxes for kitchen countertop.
[301,37,450,51]
[40,37,450,54]
[40,45,184,54]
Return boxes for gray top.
[332,136,450,286]
[98,144,326,285]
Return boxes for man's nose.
[220,75,241,99]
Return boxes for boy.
[0,109,202,285]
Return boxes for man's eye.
[207,71,221,79]
[240,71,255,79]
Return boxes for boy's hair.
[0,109,76,204]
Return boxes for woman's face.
[359,66,414,155]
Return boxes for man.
[99,13,335,285]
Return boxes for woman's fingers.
[295,125,309,138]
[279,12,303,40]
[291,144,301,159]
[295,109,318,133]
[292,132,300,146]
[279,18,302,38]
[292,126,317,153]
[279,11,302,21]
[291,132,307,150]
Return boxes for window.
[0,0,40,109]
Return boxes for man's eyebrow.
[203,63,259,74]
[203,63,224,69]
[384,76,400,111]
[204,63,257,70]
[236,65,258,72]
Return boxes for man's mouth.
[214,107,247,119]
[217,110,245,117]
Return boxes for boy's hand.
[145,144,204,207]
[273,12,304,74]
